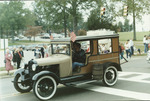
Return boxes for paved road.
[0,56,150,101]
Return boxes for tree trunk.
[0,27,3,38]
[7,30,8,39]
[63,7,67,37]
[34,36,35,42]
[133,0,136,40]
[73,15,78,35]
[12,28,15,43]
[72,1,78,35]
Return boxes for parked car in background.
[25,45,37,51]
[14,37,20,41]
[8,46,14,51]
[18,35,25,39]
[52,33,63,38]
[40,33,50,39]
[16,45,26,50]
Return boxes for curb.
[0,70,16,79]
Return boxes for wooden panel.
[73,63,93,75]
[92,40,98,55]
[73,53,119,75]
[89,53,119,64]
[112,38,119,52]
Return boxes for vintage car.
[12,33,122,101]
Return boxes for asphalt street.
[0,56,150,101]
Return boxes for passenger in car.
[101,44,107,54]
[72,43,86,72]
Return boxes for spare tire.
[92,64,103,80]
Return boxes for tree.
[124,19,132,32]
[34,0,97,35]
[118,21,123,32]
[112,0,150,40]
[25,26,43,42]
[78,29,86,36]
[0,1,36,41]
[86,9,119,33]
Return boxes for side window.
[77,41,90,53]
[98,39,112,54]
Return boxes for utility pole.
[133,0,136,40]
[4,36,6,68]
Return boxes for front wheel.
[102,66,118,86]
[33,76,57,101]
[14,74,32,93]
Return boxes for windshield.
[51,43,70,55]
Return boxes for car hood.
[35,54,71,66]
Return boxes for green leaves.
[0,1,36,37]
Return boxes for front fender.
[32,71,60,84]
[13,68,29,82]
[14,68,25,77]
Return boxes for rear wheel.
[14,74,32,93]
[33,76,57,101]
[103,65,118,86]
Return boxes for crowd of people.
[119,35,150,60]
[5,47,24,75]
[34,44,51,59]
[143,35,150,61]
[119,39,139,60]
[4,44,51,75]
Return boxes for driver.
[72,43,86,72]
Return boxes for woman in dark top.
[12,48,17,66]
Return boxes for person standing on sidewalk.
[146,37,149,52]
[41,44,45,58]
[16,48,23,69]
[143,35,147,53]
[124,40,131,59]
[129,39,134,55]
[34,46,41,59]
[12,48,17,66]
[5,49,14,75]
[119,43,125,59]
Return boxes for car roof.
[51,34,119,43]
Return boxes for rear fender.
[103,62,122,71]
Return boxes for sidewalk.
[0,69,17,79]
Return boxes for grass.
[119,31,150,52]
[8,40,49,46]
[6,32,150,46]
[118,31,150,41]
[0,67,6,71]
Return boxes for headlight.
[32,64,37,71]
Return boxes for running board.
[65,79,97,86]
